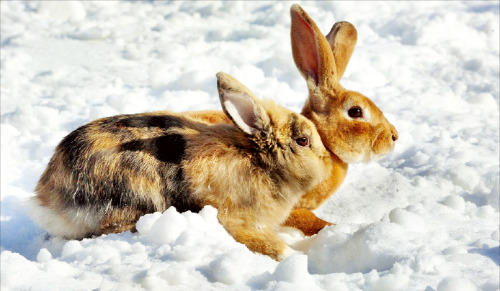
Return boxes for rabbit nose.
[391,128,399,141]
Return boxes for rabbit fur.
[32,72,331,260]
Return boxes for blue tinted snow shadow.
[470,246,500,266]
[467,3,500,13]
[0,196,43,260]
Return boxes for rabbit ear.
[290,4,337,90]
[325,21,357,81]
[216,72,270,135]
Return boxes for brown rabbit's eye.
[295,137,309,147]
[348,106,363,118]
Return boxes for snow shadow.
[471,246,500,266]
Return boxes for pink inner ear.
[223,92,259,135]
[291,10,319,85]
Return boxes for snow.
[1,1,499,290]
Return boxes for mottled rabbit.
[32,72,331,260]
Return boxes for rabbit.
[287,4,398,213]
[32,72,331,260]
[162,4,399,236]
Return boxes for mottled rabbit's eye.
[295,137,309,147]
[348,106,363,118]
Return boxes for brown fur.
[326,21,358,82]
[283,209,333,237]
[32,72,330,260]
[291,153,347,210]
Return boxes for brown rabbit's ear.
[216,72,270,135]
[290,4,337,90]
[325,21,357,81]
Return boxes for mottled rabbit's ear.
[325,21,357,82]
[216,72,270,136]
[290,4,337,91]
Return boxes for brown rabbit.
[32,72,331,260]
[176,5,399,236]
[286,4,398,213]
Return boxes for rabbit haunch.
[32,72,330,260]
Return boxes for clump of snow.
[1,1,499,290]
[269,255,320,290]
[308,222,412,275]
[146,207,189,244]
[37,1,86,22]
[389,208,426,232]
[36,248,52,263]
[437,277,477,291]
[443,194,466,212]
[449,165,481,192]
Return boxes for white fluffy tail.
[26,197,102,240]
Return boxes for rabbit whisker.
[72,187,79,205]
[277,192,289,202]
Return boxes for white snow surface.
[1,1,499,290]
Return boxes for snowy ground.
[1,1,499,290]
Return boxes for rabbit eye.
[295,137,309,147]
[348,106,363,118]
